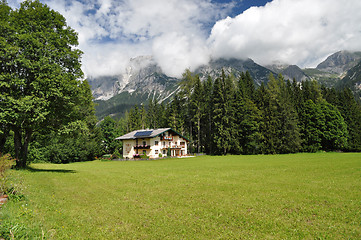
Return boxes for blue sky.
[8,0,361,77]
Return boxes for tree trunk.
[13,128,32,168]
[197,117,201,153]
[0,128,9,153]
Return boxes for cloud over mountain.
[208,0,361,68]
[8,0,361,78]
[41,0,231,77]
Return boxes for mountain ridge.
[89,51,361,119]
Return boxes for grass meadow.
[1,153,361,239]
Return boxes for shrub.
[112,149,121,159]
[140,154,148,160]
[0,153,15,195]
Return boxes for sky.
[8,0,361,78]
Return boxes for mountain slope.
[266,63,310,82]
[196,58,275,85]
[301,51,361,87]
[91,57,276,119]
[336,61,361,99]
[316,51,361,74]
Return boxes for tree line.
[122,69,361,155]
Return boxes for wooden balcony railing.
[134,145,150,149]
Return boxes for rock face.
[196,58,275,85]
[316,51,361,74]
[282,65,310,82]
[88,56,179,101]
[336,61,361,99]
[266,63,311,82]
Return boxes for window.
[155,141,159,146]
[143,141,147,146]
[155,150,158,154]
[143,150,146,155]
[163,150,166,155]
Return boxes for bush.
[140,154,148,160]
[0,153,15,195]
[112,149,121,159]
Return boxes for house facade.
[115,128,189,159]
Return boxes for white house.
[115,128,189,159]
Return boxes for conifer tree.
[190,76,204,153]
[201,76,214,154]
[212,70,236,155]
[235,74,261,154]
[260,74,301,153]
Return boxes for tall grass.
[1,153,360,239]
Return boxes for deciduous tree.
[0,1,88,167]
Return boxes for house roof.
[115,128,190,141]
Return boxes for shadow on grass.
[25,166,77,173]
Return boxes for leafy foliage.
[0,1,100,166]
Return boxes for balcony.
[161,145,183,149]
[134,145,150,149]
[161,136,173,141]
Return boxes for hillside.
[304,51,361,87]
[336,61,361,99]
[90,51,361,119]
[91,57,276,119]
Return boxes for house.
[115,128,189,159]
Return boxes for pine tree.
[190,76,204,153]
[212,70,236,155]
[201,76,214,154]
[260,74,301,153]
[336,88,361,151]
[235,73,261,154]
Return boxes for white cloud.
[9,0,361,77]
[152,32,210,77]
[41,0,230,77]
[208,0,361,67]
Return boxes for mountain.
[90,57,275,119]
[89,56,180,119]
[196,58,275,85]
[302,51,361,87]
[266,63,310,82]
[336,61,361,99]
[89,51,361,119]
[88,56,179,101]
[316,50,361,74]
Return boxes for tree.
[322,87,361,151]
[99,116,118,154]
[336,88,361,151]
[235,74,261,154]
[319,101,348,151]
[299,100,324,152]
[258,74,301,154]
[190,76,203,153]
[0,1,87,167]
[212,70,236,155]
[201,76,214,154]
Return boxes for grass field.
[1,153,361,239]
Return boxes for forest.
[1,1,361,168]
[112,70,361,156]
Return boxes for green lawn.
[2,153,361,239]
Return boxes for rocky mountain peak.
[316,50,361,74]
